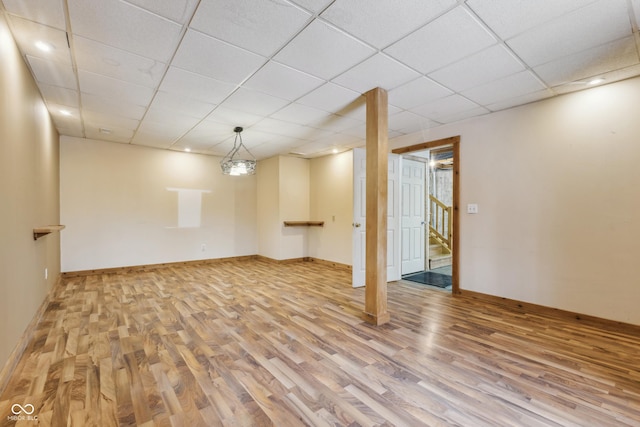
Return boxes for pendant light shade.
[220,126,256,176]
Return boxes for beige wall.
[309,150,353,265]
[390,76,640,325]
[279,156,310,259]
[0,15,60,368]
[60,136,257,271]
[257,155,311,260]
[256,156,280,259]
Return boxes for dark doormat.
[403,271,451,288]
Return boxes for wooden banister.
[429,195,452,253]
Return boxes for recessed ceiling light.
[588,78,604,85]
[35,41,53,52]
[60,110,72,116]
[99,128,112,135]
[332,148,338,154]
[184,148,191,152]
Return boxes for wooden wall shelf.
[33,225,65,240]
[283,221,324,227]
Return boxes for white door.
[401,159,426,275]
[352,148,401,288]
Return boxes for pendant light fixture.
[220,126,256,176]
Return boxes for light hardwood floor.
[1,259,638,426]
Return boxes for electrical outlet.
[467,204,479,214]
[201,244,206,252]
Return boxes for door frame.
[352,147,401,288]
[392,136,460,295]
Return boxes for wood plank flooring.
[1,259,639,426]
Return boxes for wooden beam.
[363,87,390,326]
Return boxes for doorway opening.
[393,136,460,295]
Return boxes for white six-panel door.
[352,148,400,288]
[401,158,426,275]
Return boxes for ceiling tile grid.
[2,0,640,159]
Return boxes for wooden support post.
[363,87,390,326]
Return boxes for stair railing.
[429,195,452,253]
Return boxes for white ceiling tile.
[534,36,639,87]
[220,88,290,116]
[78,70,155,106]
[411,94,481,120]
[134,120,192,145]
[384,7,496,74]
[633,0,640,26]
[321,0,456,48]
[294,127,335,141]
[286,0,334,13]
[466,0,600,40]
[288,141,333,156]
[428,45,525,92]
[551,63,640,95]
[26,55,76,89]
[68,0,183,61]
[296,82,362,113]
[151,91,216,119]
[339,123,366,138]
[177,120,234,146]
[56,124,84,138]
[485,89,554,112]
[190,0,311,56]
[81,93,147,121]
[131,132,175,149]
[74,36,166,88]
[332,53,420,93]
[203,106,264,128]
[46,103,80,120]
[229,130,273,148]
[159,67,236,104]
[6,0,640,158]
[172,30,266,85]
[388,77,452,109]
[243,61,324,101]
[388,111,435,134]
[47,103,84,135]
[507,0,632,67]
[274,20,376,80]
[85,126,134,143]
[437,106,490,124]
[206,140,235,157]
[143,105,201,129]
[7,17,71,64]
[252,118,318,140]
[83,110,140,130]
[270,103,333,125]
[170,141,216,154]
[122,0,199,24]
[307,114,363,133]
[312,132,363,147]
[461,70,546,105]
[2,0,66,29]
[251,140,302,159]
[38,84,79,108]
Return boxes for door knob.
[353,223,361,228]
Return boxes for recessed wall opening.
[393,136,460,295]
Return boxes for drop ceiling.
[2,0,639,159]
